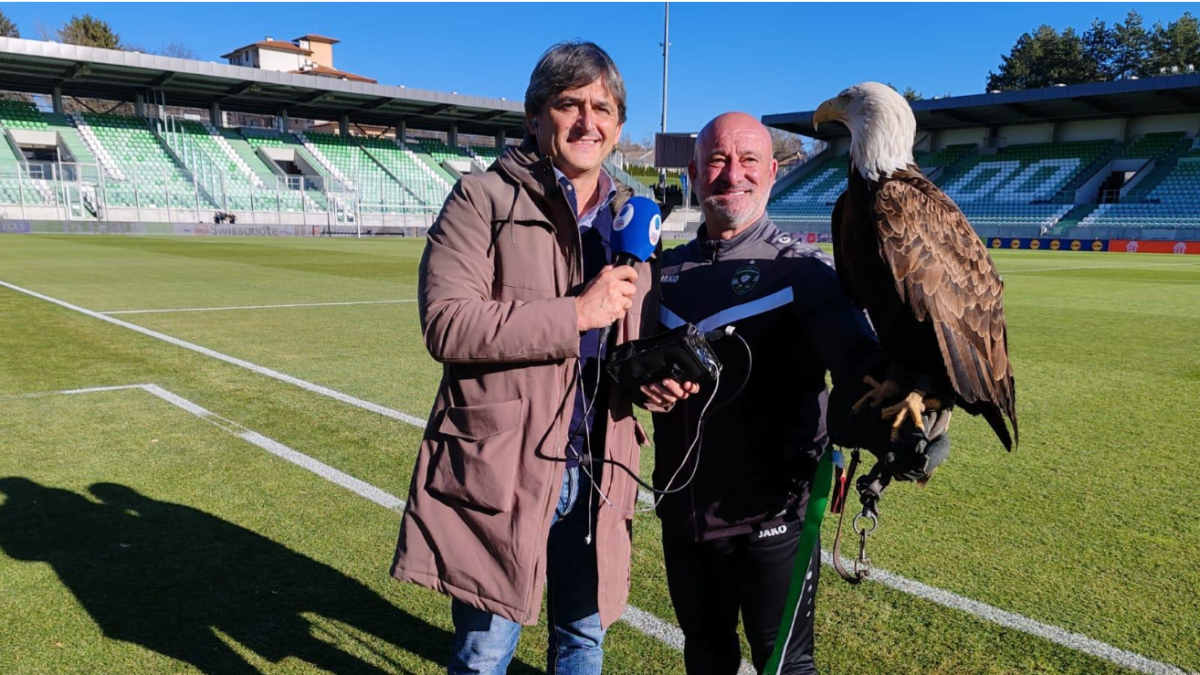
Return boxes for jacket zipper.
[524,179,585,616]
[690,251,717,542]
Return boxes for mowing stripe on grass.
[0,280,428,428]
[101,299,418,315]
[1001,260,1200,275]
[27,384,408,512]
[18,384,729,671]
[818,551,1196,675]
[6,282,1196,675]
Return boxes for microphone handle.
[612,252,640,267]
[597,254,639,349]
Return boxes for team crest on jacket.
[732,264,760,295]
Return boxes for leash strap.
[831,449,870,584]
[762,449,835,675]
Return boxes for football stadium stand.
[764,154,850,230]
[360,135,451,207]
[1081,156,1200,229]
[0,101,519,223]
[765,73,1200,241]
[76,112,213,209]
[0,36,532,227]
[768,143,977,230]
[467,144,503,169]
[939,140,1112,230]
[0,98,48,130]
[299,131,421,212]
[0,34,1196,242]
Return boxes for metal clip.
[852,510,877,578]
[852,511,877,536]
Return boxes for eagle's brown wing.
[872,173,1017,449]
[830,190,855,303]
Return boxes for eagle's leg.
[880,390,928,442]
[852,376,902,413]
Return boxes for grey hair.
[525,41,627,124]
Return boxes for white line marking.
[643,483,1197,674]
[0,280,427,428]
[57,383,150,396]
[819,552,1196,675]
[101,299,418,315]
[619,606,756,675]
[1002,260,1200,275]
[27,384,408,512]
[19,385,700,667]
[7,284,1196,674]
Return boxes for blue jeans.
[448,465,606,675]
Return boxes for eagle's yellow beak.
[812,97,845,132]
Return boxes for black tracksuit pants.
[661,522,820,675]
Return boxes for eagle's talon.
[853,376,902,413]
[881,391,927,442]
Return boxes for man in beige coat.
[391,41,695,675]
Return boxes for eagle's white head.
[812,82,916,182]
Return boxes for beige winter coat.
[390,136,658,627]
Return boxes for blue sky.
[3,3,1192,141]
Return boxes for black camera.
[606,324,726,397]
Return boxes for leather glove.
[829,377,952,484]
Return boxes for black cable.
[585,327,753,498]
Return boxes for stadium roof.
[290,64,377,84]
[0,36,526,135]
[765,73,1200,139]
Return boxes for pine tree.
[0,8,20,38]
[1112,10,1150,79]
[57,14,120,50]
[1147,12,1200,74]
[1083,19,1117,80]
[986,26,1090,90]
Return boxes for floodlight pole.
[659,2,670,191]
[661,2,669,137]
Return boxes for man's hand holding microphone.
[573,197,699,409]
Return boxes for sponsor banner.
[176,223,304,237]
[27,221,172,235]
[788,232,833,244]
[1108,239,1200,255]
[0,221,32,234]
[988,237,1109,252]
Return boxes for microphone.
[598,197,662,347]
[611,196,662,267]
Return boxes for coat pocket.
[633,420,650,447]
[427,398,525,514]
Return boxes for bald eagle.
[813,82,1018,452]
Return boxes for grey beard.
[702,195,766,233]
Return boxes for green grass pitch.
[1,234,1198,674]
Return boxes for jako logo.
[661,274,679,284]
[758,525,788,539]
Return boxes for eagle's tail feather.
[983,405,1014,452]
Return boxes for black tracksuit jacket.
[651,214,886,542]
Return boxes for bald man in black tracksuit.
[652,214,885,674]
[646,113,886,675]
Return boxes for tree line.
[987,10,1200,91]
[1,10,195,58]
[0,10,197,111]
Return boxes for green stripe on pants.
[762,451,835,675]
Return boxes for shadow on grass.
[0,477,541,675]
